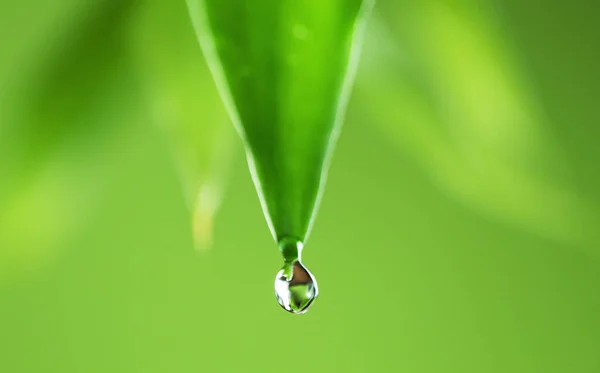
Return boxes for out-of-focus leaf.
[0,0,138,281]
[354,2,598,247]
[0,1,110,111]
[129,0,234,250]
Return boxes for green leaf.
[188,0,373,246]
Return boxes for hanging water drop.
[274,239,318,314]
[275,261,318,314]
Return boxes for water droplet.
[275,260,318,314]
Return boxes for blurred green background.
[1,0,599,372]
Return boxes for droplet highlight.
[292,24,309,40]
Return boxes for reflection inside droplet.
[274,260,318,314]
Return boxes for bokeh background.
[1,1,599,372]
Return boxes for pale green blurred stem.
[129,0,234,250]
